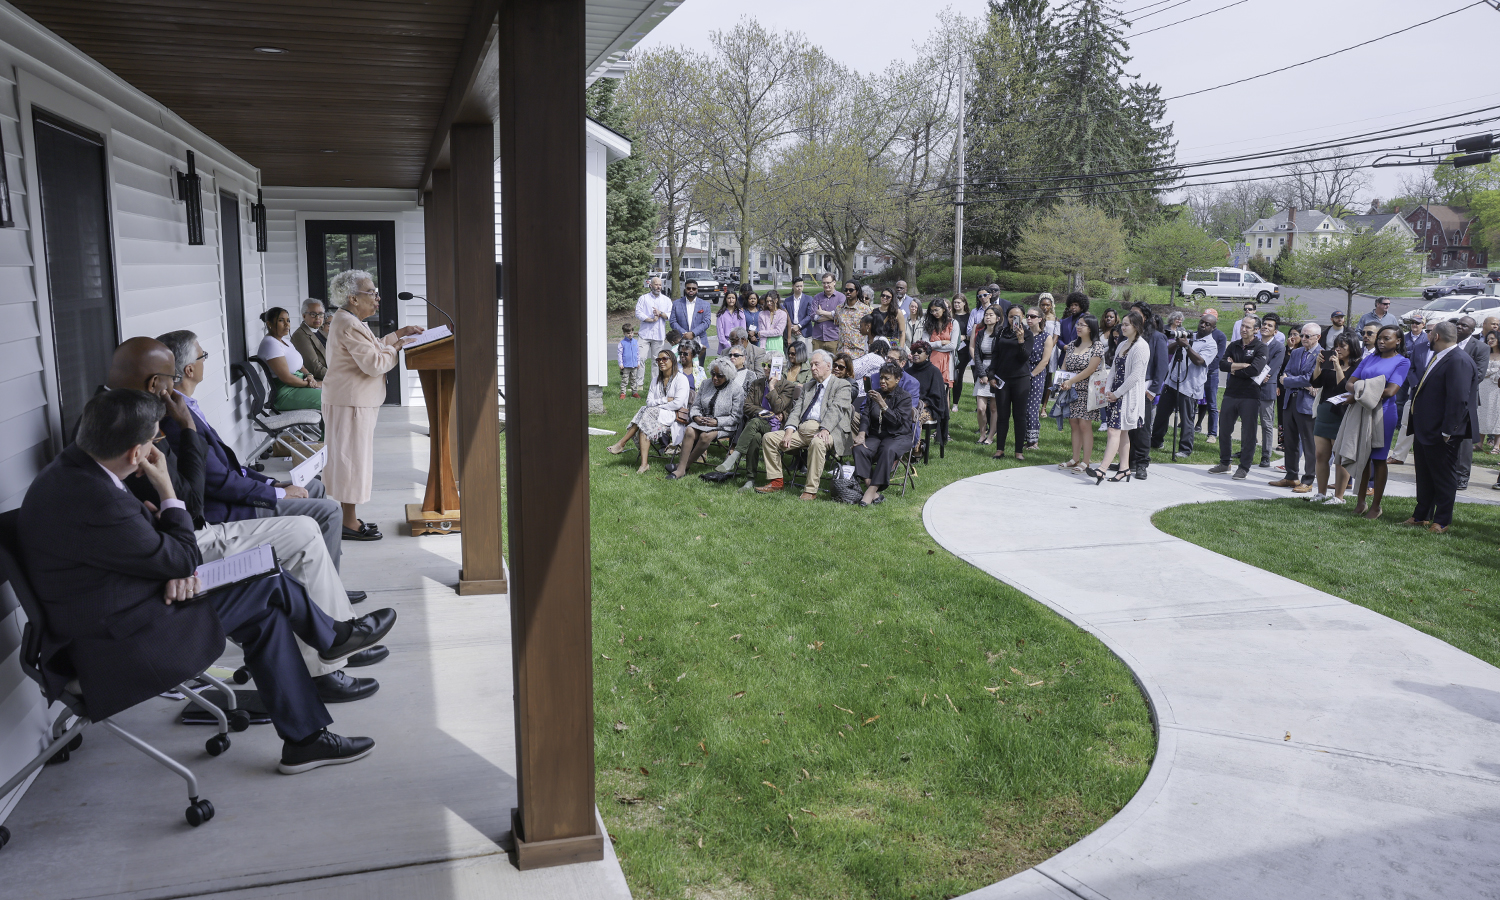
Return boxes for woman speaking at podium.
[323,269,425,541]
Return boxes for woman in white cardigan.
[322,269,425,539]
[607,349,691,474]
[1087,310,1150,485]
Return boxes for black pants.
[211,572,337,742]
[993,378,1028,456]
[1129,396,1155,472]
[1414,438,1459,527]
[953,347,971,405]
[1151,386,1197,455]
[854,432,914,488]
[1218,396,1260,470]
[1455,437,1474,487]
[1284,407,1316,483]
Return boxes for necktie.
[801,381,823,424]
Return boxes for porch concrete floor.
[0,406,630,900]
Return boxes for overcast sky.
[640,0,1500,205]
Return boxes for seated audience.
[668,359,745,480]
[883,344,923,419]
[905,340,950,430]
[608,350,690,474]
[290,298,329,381]
[852,337,887,396]
[756,350,854,500]
[20,390,394,773]
[257,307,323,411]
[678,342,704,392]
[716,357,803,476]
[728,327,768,377]
[853,363,915,506]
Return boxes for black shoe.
[278,730,375,775]
[1208,463,1231,474]
[341,523,382,542]
[1258,460,1271,468]
[1457,481,1469,491]
[1232,468,1249,480]
[312,670,380,703]
[346,591,367,604]
[346,645,388,667]
[1135,469,1148,481]
[320,608,397,663]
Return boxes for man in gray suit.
[1454,316,1487,490]
[290,299,329,381]
[756,349,853,500]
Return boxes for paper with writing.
[401,325,451,349]
[196,544,277,592]
[290,446,327,487]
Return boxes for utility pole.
[952,57,966,298]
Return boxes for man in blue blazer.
[1272,324,1320,490]
[783,277,817,346]
[21,390,392,773]
[1405,321,1477,532]
[670,280,713,366]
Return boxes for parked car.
[1402,292,1500,326]
[1420,275,1488,301]
[642,271,665,291]
[681,269,721,300]
[1180,267,1280,303]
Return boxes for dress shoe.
[320,608,398,663]
[278,730,375,775]
[1429,523,1450,534]
[346,645,388,667]
[1456,481,1469,491]
[1291,483,1312,494]
[755,479,785,494]
[1399,517,1429,526]
[341,522,382,542]
[1135,469,1148,481]
[346,590,367,604]
[1258,460,1271,468]
[312,670,379,703]
[1267,478,1298,488]
[798,492,817,501]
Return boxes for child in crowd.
[665,328,682,360]
[618,322,642,398]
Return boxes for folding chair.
[0,511,248,843]
[918,406,949,463]
[897,418,923,498]
[234,359,323,464]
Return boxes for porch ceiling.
[10,0,672,189]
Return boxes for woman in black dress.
[951,293,972,408]
[986,305,1035,461]
[853,363,915,506]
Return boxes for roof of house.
[1342,213,1408,233]
[1243,209,1349,235]
[1409,204,1474,230]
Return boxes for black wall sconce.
[0,127,13,228]
[176,149,204,245]
[251,188,267,252]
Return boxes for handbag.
[828,465,863,504]
[1085,365,1110,412]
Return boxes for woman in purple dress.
[1347,325,1410,520]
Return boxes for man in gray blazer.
[756,349,853,500]
[1454,316,1488,490]
[290,298,329,381]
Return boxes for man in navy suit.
[670,280,713,367]
[21,390,392,773]
[1404,321,1477,532]
[783,277,816,349]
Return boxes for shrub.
[964,254,1007,271]
[1085,280,1112,300]
[996,271,1059,294]
[916,265,999,295]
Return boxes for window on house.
[1279,237,1286,246]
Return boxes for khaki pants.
[812,340,839,355]
[197,516,353,677]
[763,420,833,493]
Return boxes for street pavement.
[1271,286,1429,325]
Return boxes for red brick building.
[1404,204,1488,272]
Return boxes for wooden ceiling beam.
[420,0,500,191]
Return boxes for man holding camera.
[1151,312,1218,458]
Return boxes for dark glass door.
[220,192,247,366]
[33,111,119,442]
[305,220,400,404]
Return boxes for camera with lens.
[1167,327,1192,341]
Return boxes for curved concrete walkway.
[925,462,1500,900]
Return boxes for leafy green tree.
[1273,243,1294,284]
[1016,200,1126,291]
[1468,189,1500,258]
[587,79,657,311]
[1433,154,1500,208]
[1130,216,1224,285]
[1245,253,1273,280]
[1281,229,1422,321]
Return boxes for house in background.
[1242,208,1350,257]
[1404,204,1487,273]
[1342,211,1418,244]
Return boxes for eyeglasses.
[195,350,209,362]
[305,312,326,319]
[1026,313,1040,319]
[729,352,745,358]
[354,289,380,298]
[656,357,672,364]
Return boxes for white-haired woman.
[322,269,425,541]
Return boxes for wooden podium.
[404,335,461,535]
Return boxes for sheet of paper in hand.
[196,544,278,594]
[290,446,327,487]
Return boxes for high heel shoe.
[1107,471,1133,483]
[1083,466,1104,485]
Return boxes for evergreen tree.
[587,79,658,311]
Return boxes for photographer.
[1150,312,1218,457]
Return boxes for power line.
[1163,2,1489,101]
[1119,0,1181,16]
[1128,0,1199,21]
[1131,0,1247,38]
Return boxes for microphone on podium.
[397,291,455,330]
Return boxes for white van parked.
[1180,267,1281,303]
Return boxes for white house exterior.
[1243,208,1351,257]
[0,0,639,825]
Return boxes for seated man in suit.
[21,390,393,773]
[107,337,383,703]
[1404,320,1477,533]
[756,349,853,500]
[154,331,344,565]
[290,299,329,381]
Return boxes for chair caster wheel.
[66,734,82,753]
[185,798,215,826]
[232,667,251,685]
[206,734,231,756]
[227,710,251,733]
[45,747,70,765]
[0,825,10,849]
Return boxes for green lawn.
[1154,497,1500,668]
[588,364,1164,899]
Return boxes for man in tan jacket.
[290,298,329,380]
[756,349,853,500]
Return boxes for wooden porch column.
[499,0,600,868]
[450,124,506,594]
